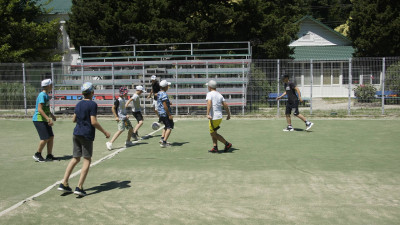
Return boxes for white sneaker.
[159,139,171,144]
[125,141,134,147]
[283,126,294,132]
[106,142,113,150]
[160,142,171,148]
[306,122,314,131]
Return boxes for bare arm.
[91,116,110,138]
[295,87,303,102]
[38,103,54,126]
[72,113,77,123]
[111,105,119,121]
[222,101,231,120]
[276,91,287,100]
[125,98,133,108]
[162,101,173,120]
[206,100,212,119]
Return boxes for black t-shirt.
[284,82,298,103]
[152,81,161,100]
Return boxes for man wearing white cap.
[206,80,232,153]
[125,85,146,140]
[32,78,58,162]
[147,75,161,122]
[157,80,173,147]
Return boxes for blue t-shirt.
[32,92,51,122]
[157,91,172,117]
[73,100,98,141]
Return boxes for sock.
[213,145,218,150]
[163,140,167,144]
[161,137,164,141]
[225,141,229,146]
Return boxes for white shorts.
[152,100,157,108]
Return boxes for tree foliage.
[0,0,60,62]
[67,0,308,59]
[349,0,400,57]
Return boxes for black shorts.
[73,135,93,158]
[33,121,54,140]
[132,111,144,122]
[285,100,300,116]
[160,116,174,129]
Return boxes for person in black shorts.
[125,85,146,140]
[147,75,161,122]
[276,75,314,131]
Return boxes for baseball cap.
[151,75,157,80]
[81,82,94,94]
[136,85,146,92]
[206,80,217,89]
[41,79,52,87]
[160,80,171,87]
[119,87,128,96]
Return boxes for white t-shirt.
[206,91,225,120]
[131,94,141,112]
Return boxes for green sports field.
[0,118,400,224]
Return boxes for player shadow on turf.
[223,147,239,153]
[85,180,131,196]
[171,142,189,146]
[140,134,161,140]
[293,128,313,132]
[57,155,73,161]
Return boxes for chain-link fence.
[1,57,399,117]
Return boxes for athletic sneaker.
[46,154,57,161]
[74,187,87,197]
[57,183,72,193]
[283,126,294,132]
[159,139,171,144]
[224,143,232,152]
[125,141,134,147]
[208,147,218,153]
[106,142,113,150]
[33,152,45,162]
[160,142,171,148]
[306,122,314,131]
[132,133,138,141]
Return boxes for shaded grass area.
[0,118,400,224]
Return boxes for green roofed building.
[290,16,354,60]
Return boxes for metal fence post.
[22,63,27,116]
[142,62,146,115]
[242,60,245,115]
[112,62,115,100]
[348,58,352,115]
[277,59,280,117]
[175,61,178,116]
[310,59,313,115]
[51,63,55,113]
[382,57,386,115]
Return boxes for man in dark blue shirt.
[58,82,110,196]
[276,75,314,131]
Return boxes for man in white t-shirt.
[205,80,232,153]
[125,85,146,140]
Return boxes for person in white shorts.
[205,80,232,153]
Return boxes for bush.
[354,84,377,103]
[0,82,37,109]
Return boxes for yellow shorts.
[209,119,222,133]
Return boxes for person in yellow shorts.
[205,80,232,153]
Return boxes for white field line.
[0,123,168,217]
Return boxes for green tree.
[233,0,307,59]
[0,0,60,62]
[306,0,352,29]
[349,0,400,57]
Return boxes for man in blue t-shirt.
[58,82,110,197]
[32,79,57,162]
[157,80,173,148]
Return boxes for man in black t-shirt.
[276,75,314,131]
[147,75,161,122]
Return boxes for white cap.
[41,79,52,87]
[206,80,217,88]
[151,75,157,80]
[136,85,146,92]
[160,80,171,87]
